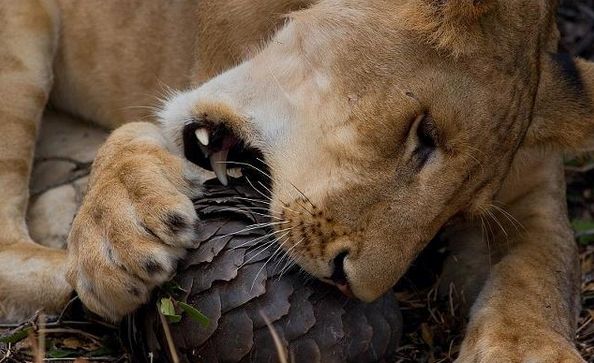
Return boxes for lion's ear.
[525,55,594,152]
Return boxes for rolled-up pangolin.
[130,177,402,363]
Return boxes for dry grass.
[390,238,594,362]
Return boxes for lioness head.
[161,0,594,301]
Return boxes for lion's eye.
[414,115,437,167]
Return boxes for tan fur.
[0,1,591,361]
[65,122,206,319]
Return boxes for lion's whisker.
[490,203,525,232]
[268,232,296,264]
[250,234,291,291]
[273,236,304,276]
[219,160,273,180]
[277,238,305,279]
[213,220,288,240]
[485,208,508,238]
[246,177,304,216]
[217,207,284,221]
[234,196,270,205]
[256,180,315,217]
[242,241,275,264]
[230,226,294,251]
[255,156,317,210]
[242,231,291,267]
[478,208,494,270]
[245,176,275,202]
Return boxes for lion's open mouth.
[182,121,360,299]
[182,122,268,186]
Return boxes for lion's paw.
[65,123,206,321]
[456,318,585,363]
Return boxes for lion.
[0,0,591,361]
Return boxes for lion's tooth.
[210,149,229,186]
[195,128,210,146]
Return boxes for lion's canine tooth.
[195,128,210,146]
[210,149,229,186]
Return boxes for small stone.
[35,111,108,163]
[28,184,78,249]
[30,159,78,195]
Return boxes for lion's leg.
[0,0,73,322]
[456,154,584,362]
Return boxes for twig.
[38,328,102,346]
[576,229,594,238]
[158,312,179,363]
[56,297,79,323]
[36,314,45,363]
[260,311,288,363]
[41,357,125,362]
[0,343,11,363]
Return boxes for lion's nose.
[330,251,348,285]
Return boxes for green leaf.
[565,158,583,167]
[0,327,31,344]
[88,346,116,357]
[47,348,80,359]
[162,281,187,295]
[178,302,209,327]
[166,314,182,323]
[572,219,594,245]
[159,297,176,315]
[158,297,182,324]
[572,219,594,231]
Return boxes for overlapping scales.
[138,179,402,363]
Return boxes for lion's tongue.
[336,282,354,298]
